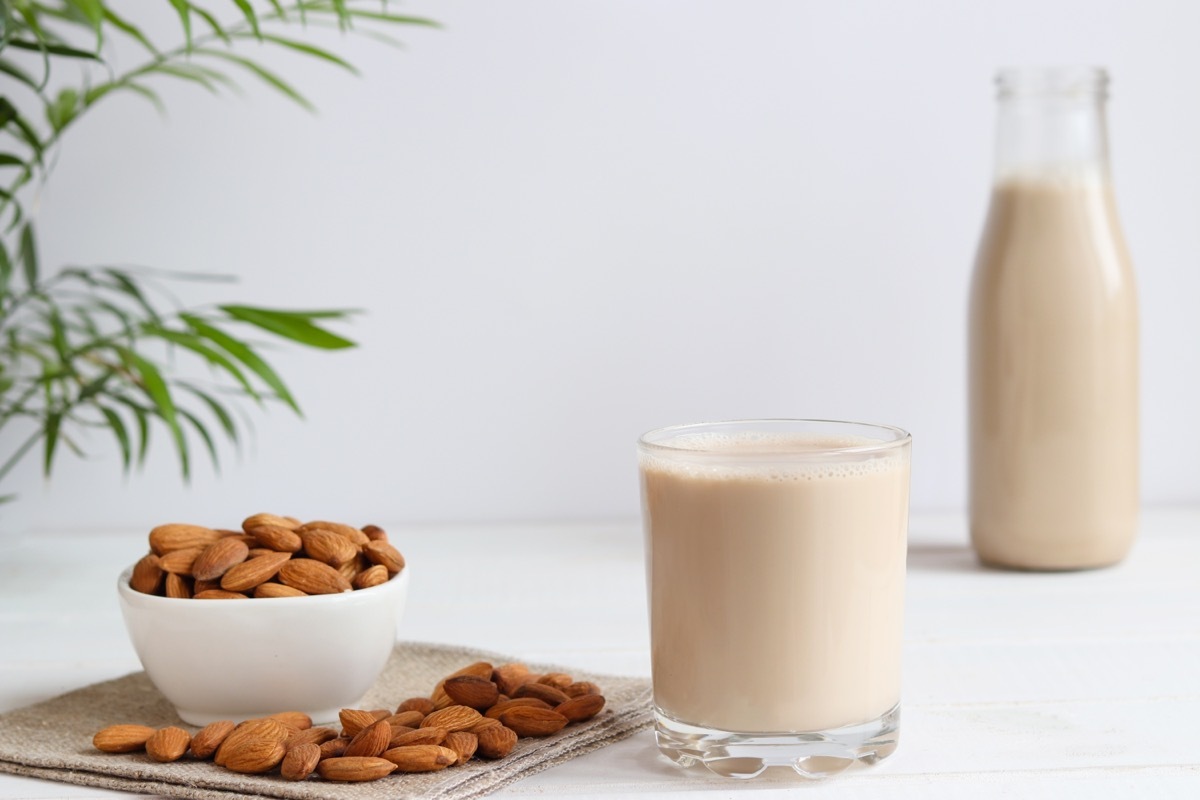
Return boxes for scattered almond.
[281,742,321,780]
[486,697,553,719]
[492,663,532,696]
[288,726,339,748]
[268,711,312,731]
[444,675,499,710]
[387,710,425,728]
[389,727,446,748]
[318,756,398,781]
[397,697,435,715]
[318,737,349,760]
[475,724,518,759]
[555,693,606,722]
[443,731,478,764]
[498,706,569,737]
[190,720,235,759]
[564,681,600,698]
[146,727,191,762]
[381,745,457,773]
[514,682,570,706]
[420,705,482,732]
[93,724,155,753]
[344,720,391,758]
[339,708,378,738]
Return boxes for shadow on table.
[906,539,986,574]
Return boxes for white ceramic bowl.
[117,565,409,725]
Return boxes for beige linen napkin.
[0,642,653,800]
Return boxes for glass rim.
[995,66,1109,99]
[637,418,911,459]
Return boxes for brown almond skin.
[164,573,191,599]
[475,724,518,759]
[498,707,569,737]
[279,558,352,595]
[223,739,287,774]
[157,546,204,576]
[444,731,478,764]
[470,717,503,734]
[129,554,164,595]
[194,589,248,599]
[486,698,553,719]
[555,693,606,722]
[444,675,500,710]
[193,578,221,593]
[148,524,222,555]
[242,513,300,532]
[288,726,339,748]
[389,727,446,748]
[514,682,570,706]
[492,663,532,696]
[300,529,360,567]
[281,742,321,780]
[190,720,235,759]
[381,745,457,773]
[214,718,290,766]
[93,724,156,753]
[146,727,191,762]
[268,711,313,731]
[362,524,388,542]
[362,540,406,573]
[537,672,574,690]
[254,582,308,598]
[248,524,303,553]
[319,737,350,760]
[339,708,378,738]
[318,756,398,781]
[298,521,370,546]
[353,564,390,590]
[564,681,601,698]
[192,537,250,581]
[397,697,436,716]
[420,705,482,732]
[344,720,391,758]
[387,710,425,728]
[221,551,292,592]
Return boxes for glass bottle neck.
[992,68,1111,182]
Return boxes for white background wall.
[3,0,1198,534]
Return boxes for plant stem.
[0,429,42,485]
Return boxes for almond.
[319,737,349,760]
[353,564,390,590]
[338,557,364,583]
[221,738,287,774]
[214,718,290,767]
[443,731,478,764]
[193,589,248,599]
[288,726,339,748]
[281,742,321,780]
[339,708,378,738]
[149,524,223,555]
[498,706,568,737]
[344,719,391,758]
[129,554,163,595]
[190,720,235,759]
[279,558,351,595]
[193,578,221,593]
[248,524,303,553]
[318,756,398,781]
[254,582,307,598]
[362,540,405,573]
[564,681,600,698]
[420,705,482,732]
[475,724,518,759]
[443,675,500,710]
[242,513,300,532]
[537,672,574,690]
[300,529,359,567]
[492,663,532,696]
[389,727,446,748]
[470,717,503,734]
[145,726,191,762]
[555,693,605,722]
[164,573,191,599]
[298,521,370,546]
[192,537,250,581]
[362,524,388,542]
[387,710,425,728]
[93,724,155,753]
[268,711,313,731]
[485,698,552,719]
[157,546,204,575]
[247,547,275,558]
[397,697,436,715]
[381,745,457,773]
[221,551,292,592]
[514,682,570,706]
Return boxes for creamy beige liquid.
[641,434,909,733]
[969,175,1138,569]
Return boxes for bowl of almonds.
[117,513,409,726]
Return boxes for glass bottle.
[968,67,1138,570]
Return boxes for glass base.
[654,703,899,779]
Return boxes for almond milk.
[640,427,910,733]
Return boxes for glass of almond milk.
[638,419,911,779]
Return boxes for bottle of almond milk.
[969,67,1138,570]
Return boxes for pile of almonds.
[93,661,606,782]
[129,514,405,599]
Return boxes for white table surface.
[1,509,1198,799]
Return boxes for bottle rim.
[995,66,1109,100]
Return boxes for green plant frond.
[220,304,356,349]
[190,6,232,45]
[179,382,239,448]
[166,0,193,51]
[235,32,358,74]
[119,346,189,479]
[194,48,314,112]
[95,402,132,471]
[181,313,301,415]
[178,405,219,470]
[101,7,159,56]
[145,325,261,403]
[230,0,261,40]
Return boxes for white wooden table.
[1,509,1198,798]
